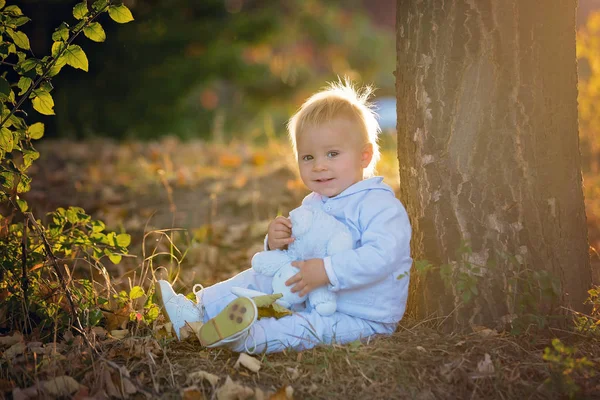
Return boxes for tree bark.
[396,0,592,329]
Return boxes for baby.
[157,78,412,353]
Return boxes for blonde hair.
[287,78,381,177]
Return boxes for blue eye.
[302,155,313,161]
[327,151,339,158]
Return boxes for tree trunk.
[396,0,592,329]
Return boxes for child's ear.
[361,143,373,168]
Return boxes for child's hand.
[267,216,294,250]
[286,259,330,297]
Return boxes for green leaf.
[0,1,6,10]
[108,5,134,23]
[129,286,145,300]
[6,28,30,50]
[17,173,31,193]
[16,197,28,212]
[83,22,106,42]
[48,56,67,77]
[17,76,32,96]
[66,208,80,223]
[0,77,9,98]
[10,16,30,28]
[108,252,122,265]
[51,41,65,58]
[4,5,22,15]
[116,233,131,248]
[64,45,88,71]
[0,128,13,153]
[92,0,108,11]
[73,1,88,20]
[32,90,55,115]
[18,58,38,73]
[22,150,39,170]
[92,220,106,233]
[52,24,70,42]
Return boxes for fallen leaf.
[215,376,254,400]
[476,353,495,375]
[4,342,25,359]
[0,332,23,346]
[475,328,498,338]
[269,386,294,400]
[187,370,220,387]
[154,322,174,339]
[285,367,300,381]
[254,294,292,319]
[252,293,283,308]
[234,353,261,373]
[92,326,108,340]
[12,386,38,400]
[110,329,129,340]
[182,386,204,400]
[43,376,80,397]
[416,346,426,352]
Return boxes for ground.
[1,137,599,399]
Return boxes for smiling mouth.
[315,178,334,183]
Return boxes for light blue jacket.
[300,177,412,323]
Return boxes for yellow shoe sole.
[199,297,257,347]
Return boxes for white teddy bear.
[251,205,353,316]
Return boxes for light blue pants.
[198,268,397,354]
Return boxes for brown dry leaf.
[218,154,243,168]
[103,362,137,399]
[187,370,220,387]
[181,321,203,342]
[234,353,261,373]
[43,376,80,397]
[122,337,163,358]
[476,353,495,375]
[182,386,204,400]
[154,322,174,339]
[476,328,498,338]
[0,332,23,346]
[215,376,254,400]
[3,342,25,359]
[92,326,108,340]
[110,329,129,340]
[268,386,294,400]
[12,386,38,400]
[103,305,131,330]
[251,153,267,166]
[232,174,248,188]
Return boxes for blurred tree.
[18,0,395,139]
[397,1,591,329]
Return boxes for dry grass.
[2,137,599,399]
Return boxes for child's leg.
[198,268,273,323]
[226,309,397,354]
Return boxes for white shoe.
[156,280,203,340]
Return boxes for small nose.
[312,158,327,172]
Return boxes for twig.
[24,212,98,355]
[21,220,28,307]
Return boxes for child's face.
[296,118,373,197]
